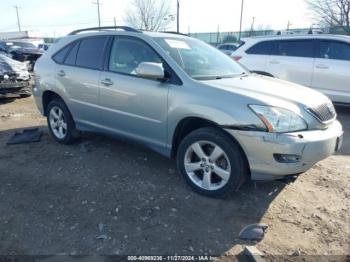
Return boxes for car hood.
[202,74,330,110]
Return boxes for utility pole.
[177,0,180,33]
[238,0,244,42]
[287,20,292,31]
[13,5,21,32]
[250,17,255,36]
[92,0,102,28]
[114,17,117,28]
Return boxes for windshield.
[153,37,246,80]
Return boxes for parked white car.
[232,35,350,104]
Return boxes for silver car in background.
[33,27,343,197]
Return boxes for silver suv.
[33,27,343,197]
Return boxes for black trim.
[220,124,267,132]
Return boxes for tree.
[124,0,173,31]
[222,34,238,43]
[306,0,350,34]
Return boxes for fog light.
[274,154,302,163]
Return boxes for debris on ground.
[239,224,268,241]
[244,246,265,262]
[6,128,42,145]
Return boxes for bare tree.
[306,0,350,33]
[124,0,173,31]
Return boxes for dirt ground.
[0,97,349,260]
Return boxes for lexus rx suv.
[33,27,343,197]
[232,35,350,104]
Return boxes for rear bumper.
[226,120,343,180]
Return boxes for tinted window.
[274,40,314,58]
[319,41,350,61]
[76,37,108,69]
[109,37,162,75]
[227,45,236,51]
[53,44,71,64]
[64,42,80,65]
[246,41,274,55]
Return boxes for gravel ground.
[0,97,349,260]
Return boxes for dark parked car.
[0,40,43,71]
[0,63,31,97]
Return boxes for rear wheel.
[46,99,78,144]
[176,127,248,197]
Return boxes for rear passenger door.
[312,40,350,103]
[266,39,315,87]
[54,36,109,125]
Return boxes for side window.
[109,37,162,76]
[246,41,274,55]
[319,41,350,61]
[52,44,71,64]
[75,37,108,69]
[275,40,314,58]
[64,42,80,65]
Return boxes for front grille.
[308,103,336,123]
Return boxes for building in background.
[0,31,44,47]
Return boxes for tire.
[46,98,79,144]
[176,127,248,197]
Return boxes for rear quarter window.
[52,44,71,64]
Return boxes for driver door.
[99,36,170,150]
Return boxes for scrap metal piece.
[239,223,268,241]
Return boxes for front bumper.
[226,120,343,180]
[0,80,30,95]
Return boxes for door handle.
[57,70,66,77]
[269,60,280,64]
[316,64,329,69]
[100,78,114,86]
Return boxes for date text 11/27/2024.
[127,255,217,261]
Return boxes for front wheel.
[176,127,248,197]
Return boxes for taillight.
[232,56,242,61]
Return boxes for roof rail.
[161,31,189,37]
[68,26,141,35]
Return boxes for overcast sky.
[0,0,314,37]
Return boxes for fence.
[189,26,349,46]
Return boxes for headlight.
[249,105,307,133]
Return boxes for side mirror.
[136,62,165,80]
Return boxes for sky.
[0,0,315,37]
